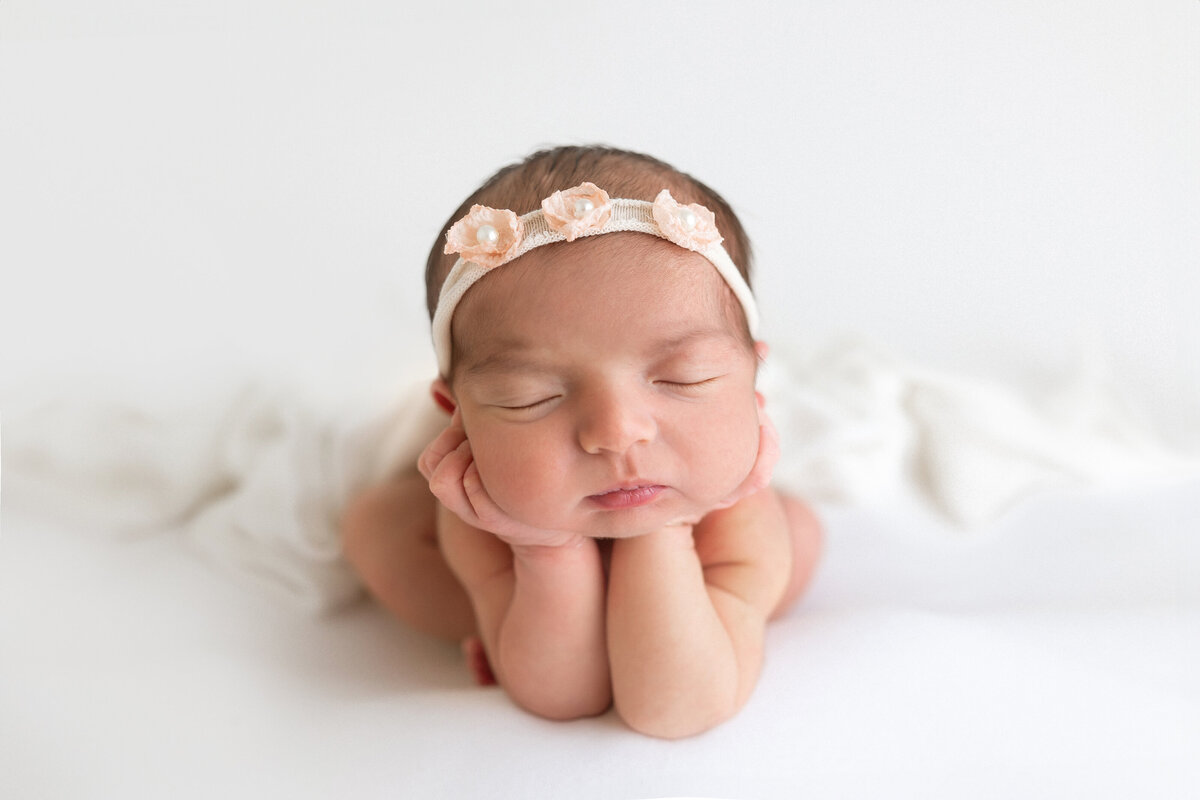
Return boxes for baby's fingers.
[425,439,483,526]
[460,461,509,532]
[744,412,780,494]
[417,416,467,481]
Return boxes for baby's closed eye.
[487,383,568,417]
[654,374,726,393]
[496,395,561,412]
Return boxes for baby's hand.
[418,410,585,549]
[711,394,780,512]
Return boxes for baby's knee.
[341,474,434,567]
[340,484,385,567]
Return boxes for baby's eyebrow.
[460,347,554,379]
[647,327,742,356]
[460,327,739,380]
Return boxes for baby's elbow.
[513,685,612,723]
[616,697,738,740]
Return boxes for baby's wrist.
[510,535,595,564]
[614,523,694,555]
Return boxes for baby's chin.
[497,473,750,540]
[576,494,733,540]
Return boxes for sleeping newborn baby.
[342,144,822,738]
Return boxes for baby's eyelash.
[498,396,560,411]
[657,376,721,389]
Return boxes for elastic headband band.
[431,182,759,376]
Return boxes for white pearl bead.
[573,198,594,218]
[475,224,499,245]
[677,207,698,231]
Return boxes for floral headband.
[431,182,759,375]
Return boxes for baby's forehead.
[451,234,745,363]
[463,234,725,315]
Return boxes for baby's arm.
[422,415,611,720]
[606,486,792,739]
[437,510,610,719]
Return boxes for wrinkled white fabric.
[4,379,444,613]
[763,339,1200,526]
[5,338,1197,612]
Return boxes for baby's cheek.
[470,443,521,500]
[729,423,761,484]
[724,405,763,481]
[471,437,562,518]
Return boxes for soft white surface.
[3,486,1198,798]
[2,2,1199,798]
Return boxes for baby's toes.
[461,635,497,687]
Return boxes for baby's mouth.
[588,484,666,510]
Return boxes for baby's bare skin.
[343,459,821,735]
[342,240,823,737]
[342,469,819,637]
[344,163,823,737]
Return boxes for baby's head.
[426,145,766,538]
[426,146,755,364]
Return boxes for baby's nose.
[577,390,656,455]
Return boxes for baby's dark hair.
[424,145,754,321]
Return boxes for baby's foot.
[461,635,497,686]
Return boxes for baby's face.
[448,234,762,539]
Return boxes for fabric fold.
[5,338,1197,612]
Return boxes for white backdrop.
[2,1,1197,439]
[3,5,1199,799]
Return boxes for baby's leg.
[770,493,823,620]
[342,471,476,640]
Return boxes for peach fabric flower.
[444,204,524,269]
[651,189,723,252]
[540,182,612,242]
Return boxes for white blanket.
[5,338,1197,612]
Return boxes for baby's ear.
[430,377,456,414]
